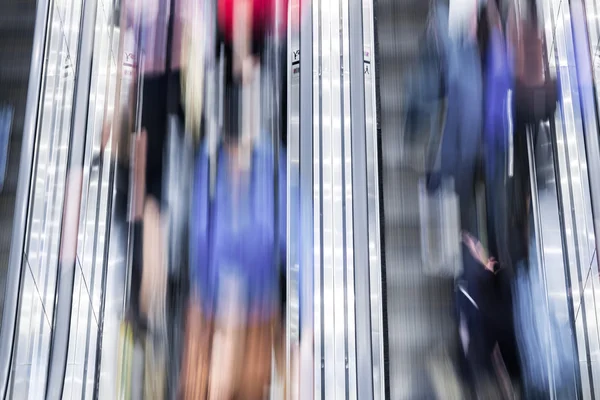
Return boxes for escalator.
[3,0,600,398]
[372,0,600,398]
[0,0,128,397]
[374,0,459,397]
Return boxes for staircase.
[0,0,37,318]
[374,0,461,398]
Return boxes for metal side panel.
[297,0,316,397]
[9,0,87,396]
[44,0,99,396]
[300,0,376,396]
[542,0,600,396]
[287,0,303,397]
[360,0,385,397]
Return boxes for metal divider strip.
[360,0,385,397]
[340,0,358,396]
[312,0,324,396]
[347,0,374,398]
[287,0,301,397]
[297,0,316,396]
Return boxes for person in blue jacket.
[189,72,287,398]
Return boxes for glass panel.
[62,0,118,396]
[11,0,84,395]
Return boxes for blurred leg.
[237,317,275,400]
[179,301,212,400]
[209,275,246,400]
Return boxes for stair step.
[0,193,17,254]
[0,1,36,33]
[1,136,23,194]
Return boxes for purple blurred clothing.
[191,138,286,321]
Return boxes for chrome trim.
[570,0,600,389]
[287,0,301,397]
[298,0,316,395]
[526,126,556,398]
[45,0,98,396]
[360,0,385,396]
[316,0,335,395]
[348,0,374,397]
[312,0,323,396]
[581,0,600,270]
[340,0,358,397]
[323,0,347,395]
[0,0,51,397]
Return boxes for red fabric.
[217,0,291,42]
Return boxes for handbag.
[508,1,558,125]
[418,176,463,278]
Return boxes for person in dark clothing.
[460,231,521,396]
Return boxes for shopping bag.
[418,177,463,277]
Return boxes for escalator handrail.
[0,0,52,398]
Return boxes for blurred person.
[506,1,564,398]
[478,0,512,272]
[403,0,450,151]
[179,1,290,399]
[428,0,483,237]
[505,0,558,267]
[185,67,287,400]
[102,0,204,397]
[100,0,195,330]
[459,231,519,398]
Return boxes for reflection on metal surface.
[526,125,557,398]
[309,0,378,395]
[294,0,381,396]
[361,0,385,396]
[45,0,100,394]
[312,0,322,396]
[11,0,85,396]
[7,0,123,396]
[61,0,120,397]
[298,0,315,397]
[0,0,50,396]
[542,0,600,396]
[287,0,301,399]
